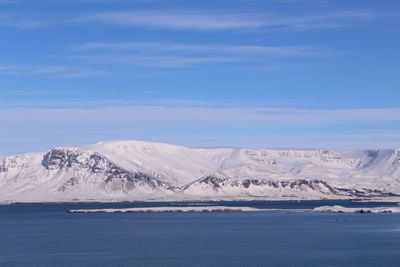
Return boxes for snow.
[0,139,400,202]
[68,206,262,213]
[313,205,400,213]
[69,204,400,213]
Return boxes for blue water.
[0,200,399,267]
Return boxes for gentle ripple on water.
[0,200,399,267]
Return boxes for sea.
[0,200,399,267]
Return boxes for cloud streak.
[73,54,238,67]
[75,10,265,30]
[74,10,378,31]
[71,42,343,68]
[2,104,400,154]
[0,43,341,75]
[2,106,400,126]
[0,8,380,31]
[0,64,108,77]
[75,42,341,57]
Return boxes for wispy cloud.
[0,43,344,75]
[75,42,341,57]
[0,96,210,109]
[74,10,265,30]
[71,42,342,68]
[281,11,379,31]
[0,64,108,77]
[0,8,380,31]
[73,10,378,31]
[2,106,400,126]
[57,70,109,78]
[2,104,400,154]
[73,54,238,67]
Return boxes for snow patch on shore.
[313,205,400,213]
[68,206,262,213]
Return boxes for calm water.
[0,200,399,267]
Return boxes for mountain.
[0,140,399,202]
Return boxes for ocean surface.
[0,200,399,267]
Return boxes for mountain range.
[1,140,399,202]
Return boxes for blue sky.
[1,0,400,155]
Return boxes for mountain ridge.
[0,140,399,202]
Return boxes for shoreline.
[313,205,400,213]
[68,206,266,213]
[67,205,400,214]
[3,196,400,205]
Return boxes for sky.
[1,0,400,155]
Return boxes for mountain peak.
[1,140,400,202]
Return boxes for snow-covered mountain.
[1,140,399,202]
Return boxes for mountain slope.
[0,140,399,202]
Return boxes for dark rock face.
[191,175,399,197]
[334,187,398,197]
[42,148,179,193]
[42,149,91,170]
[42,149,67,170]
[195,176,229,189]
[195,175,338,193]
[42,149,108,172]
[58,177,79,192]
[40,149,399,197]
[241,179,338,193]
[104,168,178,192]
